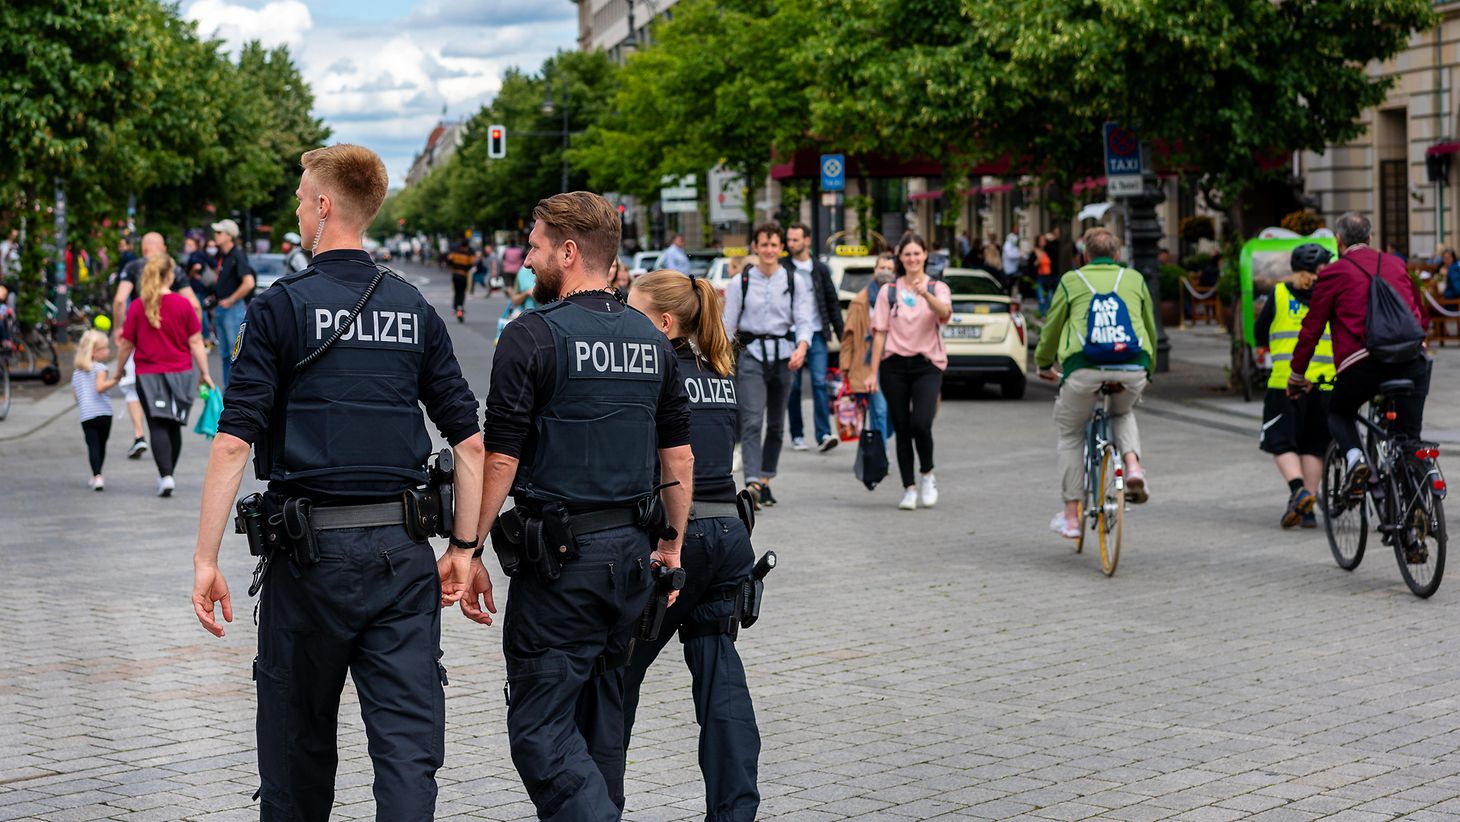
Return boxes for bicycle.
[1074,380,1127,575]
[1320,377,1447,598]
[0,338,10,421]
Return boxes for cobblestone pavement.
[6,262,1460,821]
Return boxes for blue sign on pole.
[821,154,845,192]
[1103,122,1142,177]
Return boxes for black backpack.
[1362,252,1425,363]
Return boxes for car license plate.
[944,325,982,339]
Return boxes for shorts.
[119,355,138,403]
[1259,387,1331,457]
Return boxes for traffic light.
[487,124,507,159]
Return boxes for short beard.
[532,265,561,303]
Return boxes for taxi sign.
[721,246,749,257]
[835,244,870,257]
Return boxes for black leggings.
[81,416,112,475]
[147,418,183,477]
[880,354,943,488]
[1328,356,1431,457]
[451,272,468,311]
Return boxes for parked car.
[629,250,662,278]
[685,248,718,278]
[247,253,288,291]
[938,267,1028,398]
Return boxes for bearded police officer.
[448,192,693,821]
[191,144,485,821]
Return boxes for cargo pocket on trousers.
[252,656,293,810]
[503,655,566,708]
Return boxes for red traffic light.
[492,129,501,139]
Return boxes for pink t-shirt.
[121,292,200,374]
[872,278,951,370]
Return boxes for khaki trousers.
[1054,368,1147,502]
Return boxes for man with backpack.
[1288,212,1429,498]
[1035,227,1157,539]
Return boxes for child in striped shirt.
[73,329,119,491]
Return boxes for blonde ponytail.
[140,254,175,329]
[633,269,735,377]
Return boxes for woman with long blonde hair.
[623,269,761,820]
[116,253,214,495]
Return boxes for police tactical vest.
[257,267,432,495]
[677,344,738,502]
[514,299,665,506]
[1267,282,1335,390]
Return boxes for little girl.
[73,329,119,490]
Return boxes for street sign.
[660,174,698,214]
[820,154,845,192]
[1103,122,1142,198]
[820,191,842,208]
[709,166,744,223]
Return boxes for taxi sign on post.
[1103,122,1142,197]
[820,154,845,192]
[835,244,870,257]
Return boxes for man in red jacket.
[1288,212,1430,497]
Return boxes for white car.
[628,250,662,278]
[938,267,1028,398]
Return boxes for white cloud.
[182,0,576,186]
[185,0,312,51]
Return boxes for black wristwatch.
[449,535,482,558]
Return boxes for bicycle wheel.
[1076,437,1092,554]
[1097,444,1124,576]
[1396,486,1446,599]
[1321,442,1366,570]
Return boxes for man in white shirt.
[1002,227,1022,287]
[660,233,691,274]
[722,222,818,507]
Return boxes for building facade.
[404,120,466,189]
[577,0,680,62]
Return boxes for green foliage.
[1158,263,1187,303]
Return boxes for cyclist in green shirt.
[1035,227,1157,538]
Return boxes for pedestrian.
[1002,226,1022,289]
[456,191,693,820]
[1288,212,1430,503]
[957,230,972,263]
[624,269,763,821]
[868,233,952,510]
[190,144,484,820]
[210,218,255,387]
[283,231,311,272]
[1441,247,1460,299]
[474,241,497,295]
[1257,243,1335,529]
[502,237,525,282]
[660,232,691,274]
[840,252,896,441]
[72,328,119,492]
[608,257,631,298]
[1032,232,1055,314]
[446,234,477,323]
[722,221,818,508]
[115,254,214,496]
[1035,227,1156,538]
[116,235,138,272]
[784,222,845,453]
[112,232,203,461]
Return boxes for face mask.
[207,247,217,256]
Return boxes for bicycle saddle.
[1379,379,1415,396]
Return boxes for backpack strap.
[1072,268,1095,293]
[888,282,899,317]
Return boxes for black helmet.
[1290,243,1333,274]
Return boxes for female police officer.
[190,144,485,821]
[623,270,762,822]
[449,192,694,821]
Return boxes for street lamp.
[542,71,570,193]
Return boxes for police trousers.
[622,515,760,822]
[503,525,654,821]
[255,525,444,822]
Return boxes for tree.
[807,0,1438,233]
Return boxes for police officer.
[450,192,693,821]
[624,270,762,821]
[191,144,485,821]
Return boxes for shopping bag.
[853,408,888,490]
[834,381,864,442]
[193,384,223,439]
[494,304,523,344]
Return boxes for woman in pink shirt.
[868,233,952,510]
[116,254,214,496]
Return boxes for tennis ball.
[94,315,112,332]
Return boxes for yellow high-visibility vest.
[1267,282,1335,390]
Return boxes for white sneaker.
[791,437,809,451]
[918,473,938,508]
[817,435,839,453]
[90,476,104,492]
[899,487,918,510]
[158,476,175,497]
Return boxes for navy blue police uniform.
[622,337,761,822]
[218,248,479,821]
[484,290,690,821]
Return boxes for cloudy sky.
[182,0,579,188]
